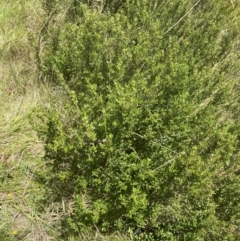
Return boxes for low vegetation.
[0,0,240,240]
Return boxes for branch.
[154,155,180,171]
[163,0,202,35]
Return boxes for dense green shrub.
[36,0,240,240]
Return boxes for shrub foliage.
[36,0,240,240]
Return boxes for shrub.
[36,0,240,240]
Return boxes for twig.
[133,132,181,170]
[163,0,202,35]
[154,156,179,171]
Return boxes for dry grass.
[0,1,60,240]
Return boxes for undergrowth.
[0,0,240,240]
